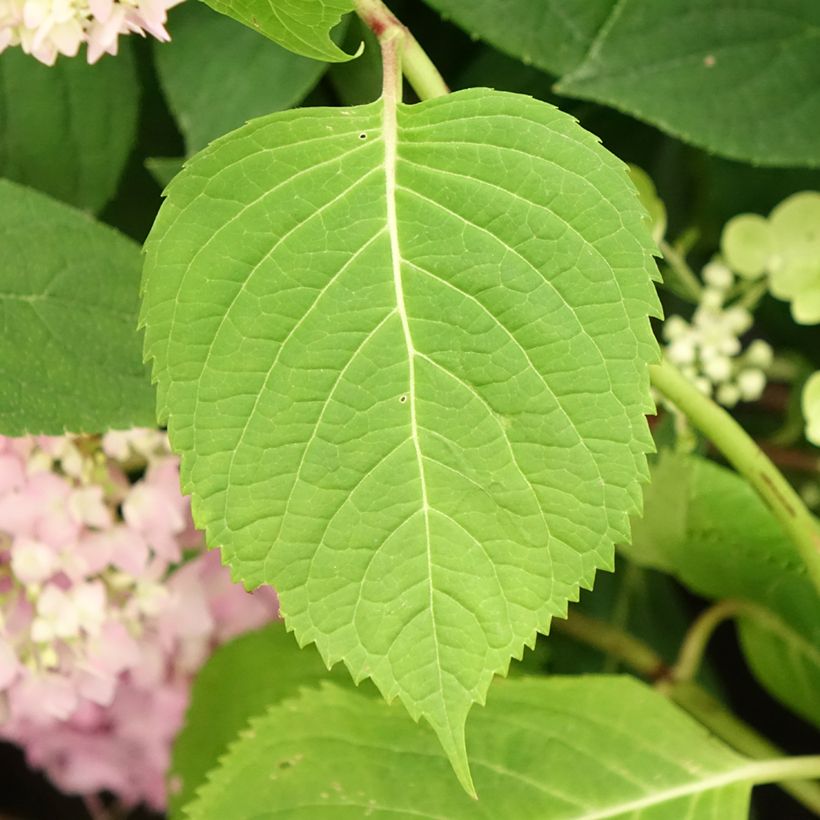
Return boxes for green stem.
[557,611,820,814]
[552,610,667,679]
[671,685,820,811]
[658,238,703,302]
[353,0,449,101]
[746,756,820,786]
[735,278,769,311]
[650,358,820,595]
[672,599,744,684]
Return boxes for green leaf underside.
[142,87,659,788]
[157,3,327,152]
[0,45,138,211]
[628,452,820,727]
[186,677,754,819]
[199,0,355,62]
[556,0,820,167]
[170,623,373,817]
[0,180,155,435]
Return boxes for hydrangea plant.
[0,1,819,818]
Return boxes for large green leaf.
[200,0,355,62]
[157,3,328,152]
[627,452,820,727]
[556,0,820,167]
[185,677,763,819]
[0,45,138,211]
[170,622,375,817]
[0,180,155,435]
[142,87,659,788]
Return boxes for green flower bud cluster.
[721,192,820,325]
[802,371,820,447]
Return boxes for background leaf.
[426,0,820,167]
[0,180,155,435]
[328,16,382,106]
[157,3,328,152]
[145,157,185,189]
[186,677,756,819]
[557,0,820,167]
[199,0,356,62]
[170,622,375,817]
[423,0,612,77]
[551,559,722,691]
[142,88,659,788]
[0,44,138,212]
[627,452,820,727]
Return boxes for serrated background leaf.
[0,45,138,211]
[170,622,375,817]
[0,180,155,435]
[157,3,328,152]
[142,88,659,786]
[186,677,755,819]
[199,0,355,62]
[627,452,820,727]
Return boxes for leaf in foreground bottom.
[187,676,757,819]
[142,88,659,787]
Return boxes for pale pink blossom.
[0,430,278,810]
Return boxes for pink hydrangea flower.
[0,430,278,810]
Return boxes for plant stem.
[658,238,703,301]
[552,610,668,679]
[556,611,820,814]
[746,756,820,786]
[353,0,449,101]
[672,599,744,684]
[668,683,820,811]
[736,278,769,311]
[650,358,820,595]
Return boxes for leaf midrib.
[381,79,448,729]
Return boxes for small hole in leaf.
[399,395,408,404]
[359,133,368,140]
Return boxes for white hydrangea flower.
[31,585,80,642]
[101,427,169,462]
[0,0,180,65]
[662,260,771,406]
[10,537,59,586]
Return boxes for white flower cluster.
[663,261,772,407]
[0,0,179,65]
